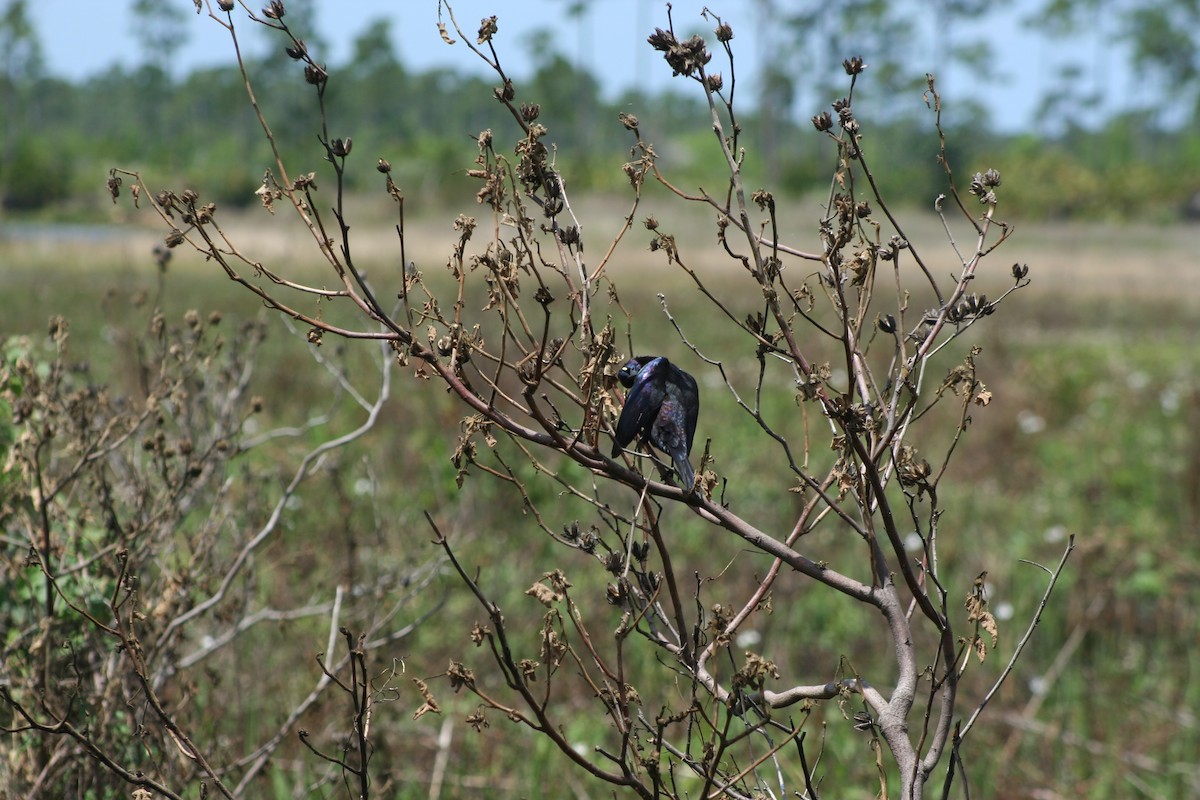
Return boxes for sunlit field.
[3,196,1199,797]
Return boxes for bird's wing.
[652,398,695,488]
[670,366,700,456]
[613,358,666,453]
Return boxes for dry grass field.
[9,192,1197,295]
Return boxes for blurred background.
[7,0,1200,219]
[3,0,1199,797]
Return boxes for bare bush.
[0,294,440,798]
[3,2,1075,798]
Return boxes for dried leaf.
[525,581,560,607]
[980,610,998,648]
[411,677,441,719]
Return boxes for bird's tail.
[673,454,696,493]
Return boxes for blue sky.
[26,0,1144,133]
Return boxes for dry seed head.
[477,15,498,44]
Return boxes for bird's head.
[618,355,658,388]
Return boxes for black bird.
[613,356,699,490]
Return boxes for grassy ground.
[3,196,1199,797]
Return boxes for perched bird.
[612,355,699,490]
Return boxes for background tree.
[1038,0,1200,123]
[0,0,51,211]
[130,0,189,78]
[130,0,191,152]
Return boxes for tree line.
[2,0,1200,220]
